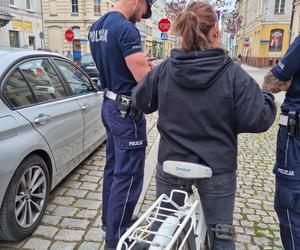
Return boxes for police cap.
[142,0,155,19]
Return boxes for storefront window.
[9,30,19,48]
[269,29,284,52]
[29,36,35,49]
[26,0,31,9]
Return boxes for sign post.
[160,33,168,40]
[158,18,171,57]
[158,18,171,33]
[65,29,74,42]
[39,31,44,49]
[65,29,74,59]
[244,37,250,47]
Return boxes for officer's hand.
[146,58,155,69]
[262,71,291,93]
[146,56,157,62]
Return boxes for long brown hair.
[172,2,217,52]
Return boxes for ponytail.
[172,2,217,52]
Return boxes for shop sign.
[13,19,32,32]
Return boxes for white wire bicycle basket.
[116,189,207,250]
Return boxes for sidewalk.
[241,63,286,105]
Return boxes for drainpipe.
[242,0,248,56]
[41,0,45,49]
[289,0,297,44]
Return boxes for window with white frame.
[94,0,100,13]
[26,0,31,9]
[10,0,15,5]
[71,0,78,14]
[274,0,285,14]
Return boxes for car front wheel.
[0,154,50,241]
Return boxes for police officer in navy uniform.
[263,35,300,249]
[89,0,154,248]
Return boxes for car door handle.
[34,114,51,125]
[81,103,89,111]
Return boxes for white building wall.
[0,0,43,48]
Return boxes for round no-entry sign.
[158,18,171,32]
[65,29,74,42]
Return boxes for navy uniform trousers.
[274,125,300,250]
[101,98,147,247]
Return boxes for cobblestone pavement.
[0,113,159,250]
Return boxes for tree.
[222,11,244,39]
[165,0,188,21]
[165,0,235,21]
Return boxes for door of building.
[9,30,19,47]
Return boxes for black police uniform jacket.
[132,48,277,174]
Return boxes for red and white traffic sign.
[65,29,74,42]
[158,18,171,32]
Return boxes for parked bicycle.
[117,161,214,250]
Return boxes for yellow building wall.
[259,24,290,58]
[164,39,175,56]
[236,23,290,66]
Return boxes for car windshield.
[81,54,94,64]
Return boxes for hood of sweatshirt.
[168,48,228,89]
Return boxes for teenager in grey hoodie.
[132,2,276,249]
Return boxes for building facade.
[235,0,293,67]
[221,13,235,57]
[291,0,300,42]
[145,18,153,56]
[42,0,114,57]
[152,0,165,58]
[0,0,13,30]
[0,0,44,49]
[136,19,147,53]
[1,0,171,59]
[43,0,162,59]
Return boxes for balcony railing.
[0,0,9,15]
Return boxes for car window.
[81,54,94,64]
[19,59,67,103]
[3,69,36,108]
[54,59,94,95]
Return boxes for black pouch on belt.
[116,95,132,118]
[129,105,142,121]
[287,111,299,137]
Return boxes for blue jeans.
[156,164,236,250]
[101,98,147,247]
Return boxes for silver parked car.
[0,48,106,241]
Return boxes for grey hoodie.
[132,48,276,174]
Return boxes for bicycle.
[116,160,213,250]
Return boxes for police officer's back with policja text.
[89,0,154,249]
[263,35,300,249]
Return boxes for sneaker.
[101,215,139,232]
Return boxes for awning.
[0,13,13,28]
